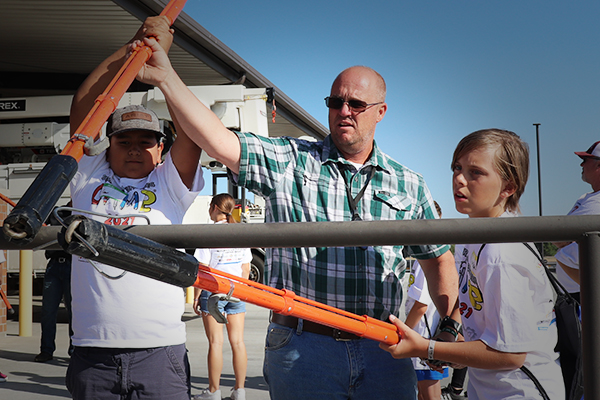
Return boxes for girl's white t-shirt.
[69,151,204,348]
[194,220,252,278]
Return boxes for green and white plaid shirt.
[231,132,449,319]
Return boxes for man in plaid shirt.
[137,30,459,400]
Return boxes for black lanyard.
[343,166,376,221]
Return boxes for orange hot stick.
[0,286,14,316]
[0,193,16,207]
[20,0,401,345]
[51,215,400,345]
[194,265,401,345]
[1,0,187,244]
[62,0,188,161]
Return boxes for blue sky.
[187,1,600,219]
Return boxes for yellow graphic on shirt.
[468,280,483,311]
[468,250,484,311]
[408,272,415,288]
[92,183,157,213]
[140,189,157,212]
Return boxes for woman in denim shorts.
[192,194,252,400]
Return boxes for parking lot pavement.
[0,296,271,400]
[1,293,462,400]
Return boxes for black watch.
[438,316,461,337]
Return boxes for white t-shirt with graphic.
[69,151,204,348]
[455,238,564,400]
[556,190,600,293]
[194,220,252,278]
[405,260,443,371]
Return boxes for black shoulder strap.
[479,242,575,302]
[423,313,432,338]
[476,243,486,265]
[522,243,577,303]
[520,366,551,400]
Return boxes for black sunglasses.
[324,96,383,112]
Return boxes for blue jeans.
[263,321,418,400]
[40,255,73,355]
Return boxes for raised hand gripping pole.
[2,0,187,244]
[58,216,401,345]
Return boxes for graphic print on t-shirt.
[90,179,158,226]
[458,248,483,330]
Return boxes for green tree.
[543,242,558,257]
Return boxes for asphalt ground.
[0,295,272,400]
[0,291,463,399]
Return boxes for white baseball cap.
[575,141,600,159]
[106,105,165,138]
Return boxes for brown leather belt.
[271,313,362,341]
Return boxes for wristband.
[438,316,461,337]
[440,326,459,339]
[428,339,436,360]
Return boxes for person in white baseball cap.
[574,140,600,159]
[555,141,600,302]
[105,104,165,139]
[65,17,204,400]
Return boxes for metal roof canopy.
[0,0,328,140]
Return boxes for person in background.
[404,201,452,400]
[131,29,460,400]
[66,17,204,400]
[382,129,564,399]
[441,367,468,400]
[554,141,600,303]
[552,141,600,400]
[35,206,73,363]
[192,193,251,400]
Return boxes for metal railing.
[1,214,597,399]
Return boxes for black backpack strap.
[423,313,432,338]
[522,243,579,305]
[478,242,577,302]
[521,366,551,400]
[476,243,486,265]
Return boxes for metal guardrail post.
[579,232,600,400]
[3,215,600,391]
[5,215,600,250]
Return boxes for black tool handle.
[59,215,199,287]
[2,155,78,244]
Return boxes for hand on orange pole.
[2,0,188,244]
[63,0,188,161]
